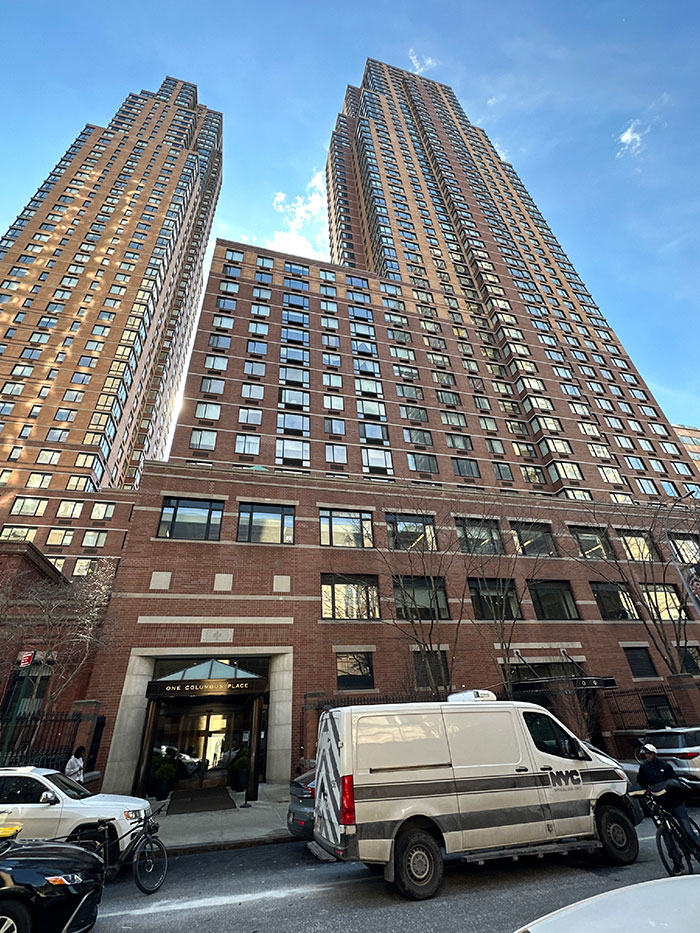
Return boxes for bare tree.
[560,500,700,676]
[0,560,115,711]
[325,491,551,699]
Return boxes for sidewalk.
[152,782,294,855]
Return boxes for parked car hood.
[72,793,149,812]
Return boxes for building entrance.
[134,658,268,806]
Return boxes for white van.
[313,696,641,899]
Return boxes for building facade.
[2,62,700,799]
[0,77,222,492]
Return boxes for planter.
[152,778,173,800]
[231,770,248,793]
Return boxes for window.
[670,534,700,565]
[528,580,579,620]
[157,498,224,541]
[336,652,374,691]
[0,526,37,542]
[320,509,373,548]
[413,650,449,690]
[237,503,294,544]
[56,500,83,519]
[468,579,521,620]
[26,473,52,488]
[452,457,480,478]
[235,434,260,455]
[386,514,436,551]
[393,576,449,620]
[10,497,47,517]
[325,444,347,464]
[321,574,380,619]
[238,408,262,426]
[201,377,225,394]
[619,532,660,562]
[570,526,613,560]
[641,584,686,620]
[680,646,700,676]
[195,402,221,421]
[590,583,639,620]
[523,712,584,760]
[46,528,74,547]
[511,523,557,557]
[189,429,217,451]
[90,502,114,521]
[82,530,106,548]
[456,518,502,554]
[407,452,439,473]
[624,647,658,678]
[362,448,393,475]
[275,439,310,466]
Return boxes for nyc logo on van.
[550,769,582,787]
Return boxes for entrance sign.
[146,677,266,698]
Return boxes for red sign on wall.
[19,651,35,668]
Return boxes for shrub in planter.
[228,750,249,792]
[152,761,176,800]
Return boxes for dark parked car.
[0,827,104,933]
[287,770,315,840]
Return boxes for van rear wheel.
[596,805,638,865]
[394,829,443,900]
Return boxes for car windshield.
[45,772,94,799]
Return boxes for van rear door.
[314,709,344,851]
[444,706,549,850]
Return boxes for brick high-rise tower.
[0,77,222,491]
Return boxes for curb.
[165,834,299,857]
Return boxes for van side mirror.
[40,791,59,805]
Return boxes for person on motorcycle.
[637,743,699,870]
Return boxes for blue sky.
[2,0,699,425]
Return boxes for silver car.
[642,728,700,789]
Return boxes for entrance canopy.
[146,658,267,699]
[157,659,261,682]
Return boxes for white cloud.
[265,169,330,260]
[616,119,651,158]
[487,96,503,107]
[408,48,438,75]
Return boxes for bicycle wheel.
[656,826,693,876]
[132,835,168,895]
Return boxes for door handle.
[515,767,528,773]
[541,766,553,771]
[0,809,11,814]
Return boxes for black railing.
[0,711,81,770]
[605,686,685,732]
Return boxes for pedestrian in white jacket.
[65,745,86,783]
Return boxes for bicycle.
[77,803,168,895]
[630,780,700,876]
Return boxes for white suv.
[0,767,150,857]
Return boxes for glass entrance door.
[152,700,251,788]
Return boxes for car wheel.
[596,805,639,865]
[0,899,32,933]
[394,829,443,900]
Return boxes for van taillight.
[339,775,355,826]
[673,751,699,759]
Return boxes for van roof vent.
[447,689,497,703]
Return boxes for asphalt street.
[95,818,684,933]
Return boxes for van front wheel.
[596,805,639,865]
[394,829,443,900]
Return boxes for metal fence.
[0,711,81,770]
[604,686,685,732]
